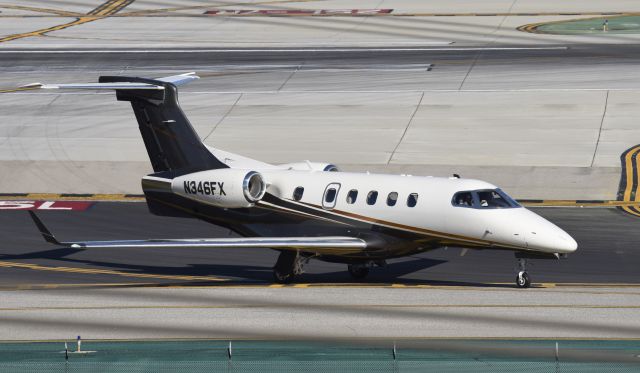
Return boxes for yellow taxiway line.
[619,145,640,217]
[0,260,228,282]
[0,0,133,43]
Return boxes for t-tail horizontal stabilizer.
[22,72,200,90]
[24,72,228,175]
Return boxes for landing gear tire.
[273,269,295,284]
[272,250,307,284]
[515,257,532,288]
[516,271,531,288]
[348,264,370,279]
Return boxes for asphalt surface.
[0,202,638,287]
[2,44,639,89]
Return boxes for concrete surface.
[0,285,638,339]
[1,1,640,198]
[2,46,640,198]
[3,1,640,48]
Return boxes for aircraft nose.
[523,210,578,254]
[555,230,578,253]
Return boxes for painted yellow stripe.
[0,86,41,94]
[0,17,97,43]
[623,146,638,201]
[0,5,84,17]
[617,145,640,218]
[0,0,132,43]
[0,260,228,282]
[87,1,113,16]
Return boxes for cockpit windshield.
[452,189,520,209]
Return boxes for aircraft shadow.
[0,247,515,288]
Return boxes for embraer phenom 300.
[27,73,577,288]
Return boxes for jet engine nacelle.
[171,169,267,208]
[278,162,339,172]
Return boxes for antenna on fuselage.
[452,174,460,179]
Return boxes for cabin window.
[452,191,475,208]
[346,189,358,204]
[407,193,418,207]
[387,192,398,206]
[325,188,337,204]
[293,186,304,201]
[366,191,378,205]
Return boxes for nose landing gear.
[516,257,531,288]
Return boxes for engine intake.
[243,171,266,203]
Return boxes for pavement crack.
[591,90,609,167]
[388,91,425,164]
[203,93,243,142]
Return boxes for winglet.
[28,211,62,245]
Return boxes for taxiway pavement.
[0,202,638,286]
[2,45,639,198]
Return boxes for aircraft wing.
[28,211,366,255]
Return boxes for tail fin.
[98,74,227,175]
[30,73,228,175]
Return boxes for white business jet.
[27,73,577,288]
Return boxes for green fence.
[1,340,639,372]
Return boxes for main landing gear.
[347,264,370,279]
[272,253,385,283]
[516,257,531,288]
[273,250,308,284]
[347,261,385,280]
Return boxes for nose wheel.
[515,258,531,288]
